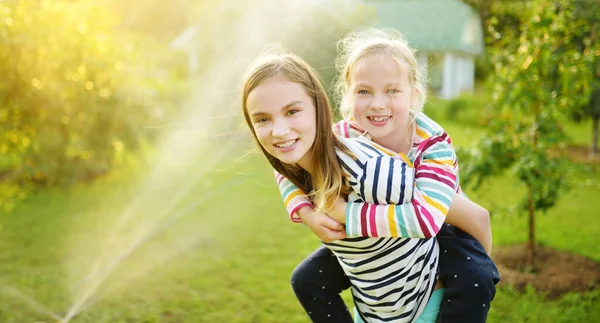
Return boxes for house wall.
[440,52,475,99]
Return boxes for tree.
[464,0,600,154]
[0,0,187,211]
[461,0,594,269]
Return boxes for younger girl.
[241,50,493,322]
[277,28,499,323]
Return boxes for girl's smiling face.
[350,53,415,144]
[246,75,317,172]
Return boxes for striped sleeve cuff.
[289,201,312,223]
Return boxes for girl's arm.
[445,194,492,254]
[332,132,458,239]
[274,171,346,242]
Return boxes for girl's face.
[349,54,415,143]
[246,75,317,171]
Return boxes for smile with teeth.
[368,116,391,122]
[275,139,297,148]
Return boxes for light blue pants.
[353,288,445,323]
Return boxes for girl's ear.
[410,88,419,106]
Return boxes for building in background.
[365,0,484,99]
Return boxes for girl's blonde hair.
[241,50,351,212]
[335,28,427,123]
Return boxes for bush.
[425,92,493,126]
[0,0,187,210]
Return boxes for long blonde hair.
[335,28,427,124]
[241,51,350,211]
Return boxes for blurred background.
[0,0,598,322]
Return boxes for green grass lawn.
[1,113,599,322]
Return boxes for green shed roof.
[363,0,484,55]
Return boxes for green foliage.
[442,92,493,126]
[461,0,594,253]
[465,0,600,151]
[572,80,600,123]
[0,0,187,210]
[570,78,600,154]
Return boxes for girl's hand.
[297,206,346,243]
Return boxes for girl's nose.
[369,93,391,110]
[272,118,291,137]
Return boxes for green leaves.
[0,0,187,211]
[465,0,592,218]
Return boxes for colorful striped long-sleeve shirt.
[275,112,460,238]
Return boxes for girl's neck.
[296,153,314,176]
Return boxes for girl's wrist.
[297,205,315,222]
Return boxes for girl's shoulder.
[414,112,447,140]
[337,135,401,163]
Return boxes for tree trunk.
[528,103,540,271]
[591,116,599,157]
[527,185,536,270]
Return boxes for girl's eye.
[357,89,370,95]
[255,117,268,124]
[388,88,400,94]
[287,109,300,116]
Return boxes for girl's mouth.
[367,116,391,125]
[274,139,298,149]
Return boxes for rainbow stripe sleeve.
[274,171,312,223]
[345,132,458,238]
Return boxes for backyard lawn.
[0,105,599,322]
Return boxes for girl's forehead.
[246,76,312,111]
[351,53,409,83]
